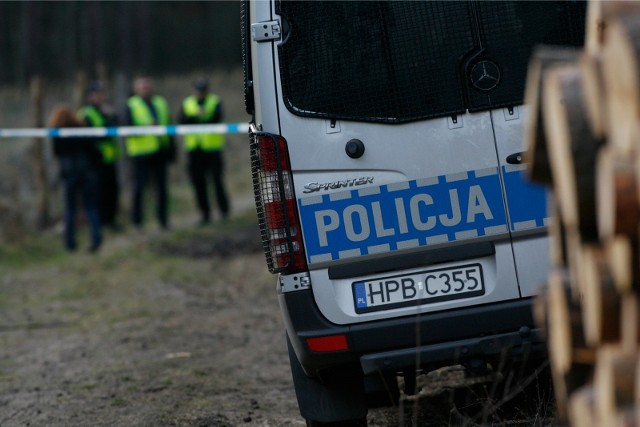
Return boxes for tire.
[306,417,368,427]
[287,335,368,425]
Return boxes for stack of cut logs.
[525,1,640,425]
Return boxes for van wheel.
[306,417,368,427]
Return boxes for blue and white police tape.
[0,123,250,139]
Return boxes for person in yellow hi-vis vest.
[124,76,175,230]
[178,78,230,226]
[78,81,120,230]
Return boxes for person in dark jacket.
[50,105,103,252]
[78,81,120,229]
[178,78,230,225]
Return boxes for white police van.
[241,2,586,425]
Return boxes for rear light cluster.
[250,130,307,274]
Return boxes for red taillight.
[306,335,349,353]
[259,137,290,171]
[251,131,307,274]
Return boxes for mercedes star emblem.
[470,60,501,92]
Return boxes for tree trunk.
[73,70,87,111]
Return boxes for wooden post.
[30,76,49,230]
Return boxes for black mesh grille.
[276,0,586,124]
[250,131,295,273]
[466,1,586,112]
[278,1,473,123]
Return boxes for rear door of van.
[249,1,585,324]
[477,1,585,297]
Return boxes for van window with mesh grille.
[276,1,585,124]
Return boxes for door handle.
[506,152,525,165]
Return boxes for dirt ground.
[0,204,557,427]
[0,196,401,427]
[0,205,306,427]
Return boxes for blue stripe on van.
[298,167,549,263]
[502,167,549,231]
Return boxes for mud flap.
[287,335,367,423]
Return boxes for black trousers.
[131,152,168,229]
[99,163,119,226]
[188,150,229,222]
[60,155,102,250]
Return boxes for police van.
[241,1,586,425]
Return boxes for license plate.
[353,263,485,313]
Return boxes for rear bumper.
[360,328,543,375]
[279,288,545,377]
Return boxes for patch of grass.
[76,383,98,391]
[106,308,154,326]
[168,185,196,218]
[0,232,67,269]
[0,226,201,329]
[110,397,128,407]
[0,369,15,383]
[54,276,109,302]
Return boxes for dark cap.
[87,80,104,94]
[193,78,209,91]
